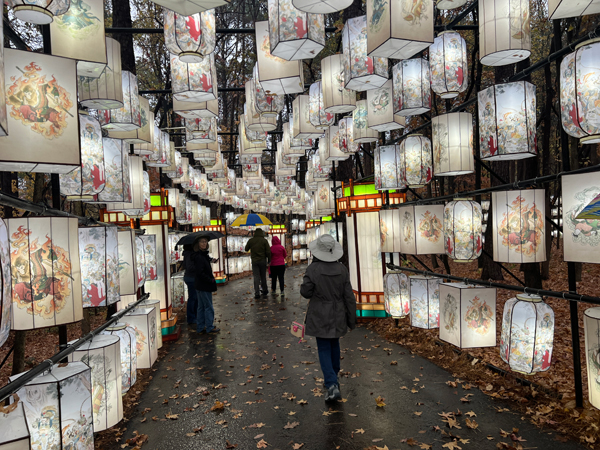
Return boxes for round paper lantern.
[368,79,406,131]
[409,275,441,329]
[500,294,554,374]
[186,117,217,143]
[436,0,469,10]
[549,0,600,19]
[352,100,378,143]
[0,398,30,449]
[267,0,325,61]
[6,0,70,25]
[321,54,356,114]
[138,299,163,349]
[78,37,123,109]
[383,272,410,318]
[429,31,468,99]
[479,0,531,66]
[309,81,335,129]
[164,9,215,63]
[432,112,474,176]
[68,335,123,432]
[443,199,483,262]
[338,116,358,153]
[560,39,600,144]
[99,71,141,132]
[292,0,351,13]
[171,53,218,102]
[392,58,431,116]
[585,307,600,409]
[398,134,433,188]
[121,306,158,369]
[101,322,137,394]
[374,145,403,191]
[479,81,536,160]
[251,68,284,117]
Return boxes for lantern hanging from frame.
[251,67,285,117]
[149,0,230,14]
[491,189,546,263]
[583,306,600,409]
[78,37,123,109]
[140,235,158,281]
[500,294,554,374]
[292,95,324,139]
[549,0,600,19]
[138,298,163,349]
[195,150,218,168]
[392,58,431,116]
[173,97,218,119]
[321,54,356,114]
[244,89,277,132]
[99,71,141,132]
[379,208,401,253]
[342,16,388,91]
[479,0,531,66]
[479,81,536,161]
[337,116,358,154]
[164,147,183,179]
[383,272,410,318]
[117,229,138,296]
[439,283,497,349]
[122,168,151,219]
[374,145,403,191]
[186,117,217,143]
[110,96,153,144]
[436,0,469,10]
[170,53,218,102]
[397,205,445,254]
[560,39,600,145]
[164,8,215,63]
[170,272,185,308]
[68,334,123,432]
[121,306,158,369]
[443,199,483,262]
[0,20,6,137]
[101,322,137,394]
[409,275,441,329]
[352,100,379,143]
[323,126,348,162]
[267,0,325,60]
[133,122,156,157]
[397,134,433,188]
[292,0,351,13]
[292,249,300,261]
[315,181,336,216]
[429,31,468,99]
[283,118,312,157]
[0,396,30,449]
[368,79,406,131]
[8,217,83,330]
[6,0,70,25]
[432,112,474,176]
[0,219,9,347]
[95,138,131,203]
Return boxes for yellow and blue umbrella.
[230,213,272,227]
[575,193,600,220]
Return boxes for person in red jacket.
[269,236,287,297]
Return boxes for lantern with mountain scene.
[397,134,432,188]
[429,31,468,99]
[409,275,441,329]
[392,58,431,116]
[432,112,474,176]
[383,272,410,318]
[164,9,215,63]
[443,199,483,262]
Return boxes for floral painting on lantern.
[343,16,388,82]
[432,119,449,168]
[384,273,409,318]
[141,235,157,281]
[130,325,147,359]
[393,59,431,114]
[497,195,544,258]
[417,210,441,243]
[107,326,136,393]
[354,102,369,132]
[410,277,440,329]
[135,237,145,288]
[429,32,467,98]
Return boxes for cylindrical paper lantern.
[409,275,441,329]
[245,88,278,132]
[374,145,403,191]
[78,37,123,109]
[138,299,163,349]
[97,138,131,203]
[8,217,83,330]
[368,79,405,131]
[299,248,307,260]
[383,272,410,318]
[251,69,284,117]
[117,229,138,296]
[392,58,431,116]
[299,219,306,231]
[436,0,469,10]
[500,294,554,374]
[164,9,215,63]
[292,95,324,139]
[479,0,531,66]
[397,134,432,187]
[549,0,600,19]
[292,235,299,247]
[439,283,497,348]
[101,322,137,394]
[6,0,70,24]
[292,0,352,13]
[99,71,141,132]
[353,100,379,143]
[171,53,218,102]
[429,31,468,99]
[492,189,546,263]
[309,81,335,129]
[432,112,474,176]
[121,306,158,369]
[0,399,30,449]
[338,116,358,153]
[68,335,122,432]
[321,54,356,113]
[443,199,483,262]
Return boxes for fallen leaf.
[465,411,477,417]
[419,444,432,450]
[414,411,422,416]
[226,440,238,449]
[465,418,478,430]
[355,428,365,434]
[284,421,300,429]
[165,413,179,420]
[210,400,225,411]
[292,444,304,450]
[442,440,462,450]
[375,396,386,408]
[256,439,268,448]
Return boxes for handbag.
[290,301,308,342]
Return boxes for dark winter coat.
[191,249,217,292]
[245,228,272,263]
[300,259,356,339]
[183,249,195,278]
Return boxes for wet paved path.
[117,265,584,450]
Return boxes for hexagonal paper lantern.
[171,53,218,102]
[323,126,348,162]
[68,335,123,432]
[366,0,433,60]
[96,138,131,203]
[338,116,359,153]
[149,0,230,14]
[245,89,277,132]
[140,235,157,281]
[117,229,138,296]
[164,9,215,63]
[397,205,445,254]
[315,181,335,216]
[267,0,325,60]
[429,31,468,99]
[283,118,312,157]
[550,0,600,19]
[186,117,217,143]
[111,96,153,145]
[121,306,158,369]
[392,58,431,116]
[105,157,148,217]
[342,16,388,91]
[492,189,546,263]
[436,0,468,10]
[101,322,137,394]
[368,79,406,131]
[374,145,403,191]
[174,97,218,119]
[398,134,432,188]
[560,40,600,145]
[10,362,93,450]
[251,67,285,117]
[0,219,10,347]
[8,217,83,330]
[78,37,123,109]
[0,398,30,449]
[584,307,600,409]
[353,100,379,143]
[479,81,536,161]
[164,148,183,179]
[6,0,70,24]
[99,71,141,132]
[479,0,531,66]
[439,283,497,348]
[409,275,441,329]
[138,299,163,349]
[133,123,157,157]
[383,272,410,318]
[432,112,474,176]
[322,54,356,114]
[443,199,483,262]
[500,294,554,374]
[292,0,351,13]
[292,95,324,139]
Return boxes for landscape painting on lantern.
[0,219,11,347]
[410,277,440,329]
[99,139,129,202]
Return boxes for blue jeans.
[196,290,215,332]
[184,276,197,324]
[316,337,341,388]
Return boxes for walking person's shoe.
[324,384,341,402]
[208,327,220,334]
[254,293,261,299]
[280,291,285,298]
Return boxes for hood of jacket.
[254,228,265,238]
[272,236,281,245]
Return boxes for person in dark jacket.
[245,228,271,299]
[300,234,356,402]
[191,236,220,334]
[182,244,198,325]
[269,236,287,297]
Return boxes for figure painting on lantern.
[55,0,101,36]
[498,195,543,258]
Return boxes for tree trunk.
[112,0,136,74]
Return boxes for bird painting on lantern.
[498,195,544,258]
[418,210,442,243]
[566,187,600,243]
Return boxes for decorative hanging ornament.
[383,205,445,254]
[309,81,335,129]
[368,79,406,131]
[99,71,142,131]
[432,112,474,176]
[170,53,218,102]
[245,83,277,129]
[429,31,468,99]
[409,275,441,329]
[397,134,433,188]
[352,100,378,143]
[292,95,324,139]
[110,96,153,144]
[374,145,404,191]
[164,8,215,63]
[6,0,70,24]
[392,58,431,116]
[78,37,123,109]
[173,97,218,119]
[321,54,356,114]
[443,199,483,262]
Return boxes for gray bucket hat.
[309,234,343,262]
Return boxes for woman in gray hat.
[300,234,356,402]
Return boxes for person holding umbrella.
[191,236,220,334]
[182,244,198,326]
[245,228,271,299]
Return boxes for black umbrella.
[176,230,225,246]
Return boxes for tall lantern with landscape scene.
[392,58,431,117]
[429,31,468,99]
[171,53,218,102]
[383,272,410,318]
[443,199,483,262]
[432,112,474,176]
[368,79,405,131]
[353,100,379,143]
[164,9,215,63]
[409,275,441,329]
[321,54,356,114]
[99,71,141,132]
[398,134,433,188]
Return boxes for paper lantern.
[255,20,305,95]
[174,97,218,119]
[492,189,546,263]
[374,145,403,191]
[500,294,554,374]
[299,248,307,260]
[315,181,335,216]
[111,96,153,144]
[99,71,141,132]
[244,90,277,132]
[479,0,531,66]
[185,117,217,144]
[583,307,600,409]
[439,283,497,348]
[0,399,30,449]
[6,0,70,24]
[429,31,468,99]
[368,79,406,131]
[409,275,441,329]
[133,123,157,157]
[321,54,356,114]
[171,53,218,102]
[342,16,388,91]
[77,37,123,108]
[68,335,123,432]
[292,234,299,247]
[292,249,300,261]
[284,118,312,157]
[96,138,131,203]
[78,227,120,308]
[149,0,230,14]
[352,100,378,143]
[0,19,6,137]
[299,234,307,245]
[164,9,215,63]
[392,58,431,116]
[0,219,10,347]
[291,219,299,231]
[323,126,349,162]
[164,148,183,179]
[60,114,105,200]
[383,272,410,318]
[101,323,137,394]
[138,299,163,349]
[292,95,324,139]
[267,0,325,60]
[106,157,147,217]
[478,81,536,160]
[308,81,334,129]
[140,235,157,281]
[121,307,158,369]
[251,68,285,117]
[8,217,83,330]
[366,0,433,59]
[171,272,186,309]
[549,0,600,18]
[560,40,600,144]
[337,116,358,154]
[292,0,351,13]
[436,0,468,10]
[397,134,432,187]
[397,205,445,254]
[117,229,138,296]
[432,112,474,176]
[10,362,93,450]
[443,199,483,262]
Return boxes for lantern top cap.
[450,197,474,202]
[106,322,128,331]
[436,30,460,37]
[407,133,423,137]
[516,293,543,302]
[575,37,600,51]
